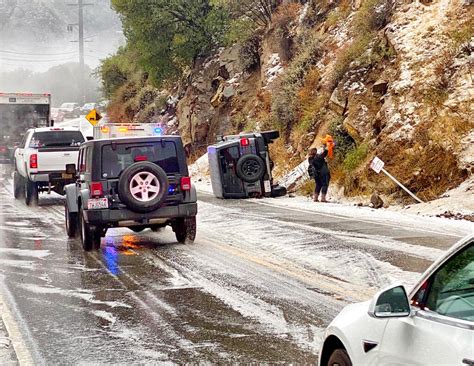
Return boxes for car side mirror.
[65,163,76,175]
[368,284,410,318]
[50,119,55,126]
[86,136,94,141]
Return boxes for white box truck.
[0,92,52,162]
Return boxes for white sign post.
[370,157,424,204]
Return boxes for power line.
[0,50,78,56]
[0,57,78,63]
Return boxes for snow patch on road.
[19,284,131,309]
[92,310,117,325]
[0,259,36,270]
[0,248,51,259]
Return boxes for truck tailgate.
[36,147,79,171]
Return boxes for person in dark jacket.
[312,146,331,202]
[307,148,317,200]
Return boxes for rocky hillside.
[102,0,473,203]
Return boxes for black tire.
[118,162,169,213]
[327,349,352,366]
[173,216,196,244]
[25,178,38,206]
[79,207,101,251]
[13,171,25,199]
[236,154,265,183]
[65,203,78,238]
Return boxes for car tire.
[236,154,266,183]
[173,216,196,244]
[118,162,169,213]
[79,207,100,251]
[13,171,25,199]
[25,178,38,206]
[327,348,352,366]
[65,204,78,238]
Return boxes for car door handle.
[462,359,474,365]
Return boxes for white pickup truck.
[13,127,86,205]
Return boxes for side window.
[86,147,93,173]
[21,132,30,148]
[79,148,87,173]
[78,148,83,169]
[423,243,474,322]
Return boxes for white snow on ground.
[0,248,51,259]
[190,151,474,228]
[249,195,473,237]
[0,259,37,270]
[390,176,474,217]
[91,310,117,325]
[18,284,131,309]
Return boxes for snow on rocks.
[264,53,284,88]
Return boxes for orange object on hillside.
[321,134,335,159]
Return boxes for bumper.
[84,202,198,226]
[30,171,75,183]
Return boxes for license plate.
[87,198,108,210]
[264,180,271,193]
[62,173,73,179]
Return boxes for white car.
[319,234,474,366]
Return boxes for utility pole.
[78,0,84,104]
[68,0,92,105]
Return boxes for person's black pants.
[314,173,330,196]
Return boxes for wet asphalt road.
[0,165,468,365]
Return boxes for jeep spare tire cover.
[236,154,265,183]
[118,162,169,213]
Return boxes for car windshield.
[101,141,180,178]
[30,131,85,148]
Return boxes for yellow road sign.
[85,109,102,126]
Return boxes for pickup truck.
[13,127,86,205]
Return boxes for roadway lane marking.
[0,282,38,365]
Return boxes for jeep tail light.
[134,155,147,162]
[240,137,250,147]
[30,154,38,169]
[180,176,191,191]
[90,182,103,197]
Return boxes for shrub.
[330,33,373,87]
[272,33,323,131]
[272,2,301,34]
[328,117,356,163]
[343,143,369,172]
[239,33,262,72]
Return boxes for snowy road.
[0,165,471,364]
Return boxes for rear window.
[30,131,85,148]
[101,141,180,178]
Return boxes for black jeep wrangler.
[64,136,198,251]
